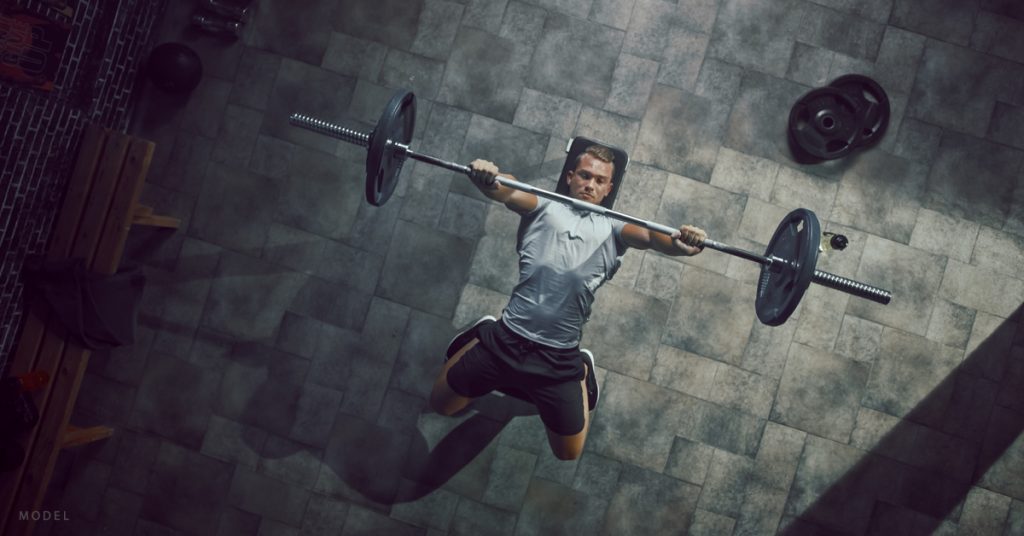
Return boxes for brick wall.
[0,0,165,374]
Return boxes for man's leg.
[544,376,591,460]
[430,339,479,415]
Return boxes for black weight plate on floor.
[787,87,862,161]
[366,89,416,206]
[829,74,891,149]
[756,208,821,326]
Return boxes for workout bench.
[0,124,179,535]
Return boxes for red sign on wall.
[0,7,71,92]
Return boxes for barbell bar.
[288,90,892,326]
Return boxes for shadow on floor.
[325,394,538,504]
[783,304,1024,535]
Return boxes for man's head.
[566,145,615,205]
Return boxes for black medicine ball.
[146,42,203,94]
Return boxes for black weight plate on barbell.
[829,74,890,149]
[366,89,416,206]
[756,208,820,326]
[787,87,862,161]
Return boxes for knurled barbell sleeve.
[290,114,370,147]
[812,270,892,305]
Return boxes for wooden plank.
[132,204,154,218]
[46,124,110,260]
[132,214,181,228]
[61,425,115,449]
[0,124,109,536]
[68,130,130,264]
[93,137,153,275]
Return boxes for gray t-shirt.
[502,198,629,348]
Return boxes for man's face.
[566,153,614,205]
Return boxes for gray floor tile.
[588,372,700,471]
[862,328,963,418]
[333,0,424,51]
[481,445,537,511]
[228,466,312,526]
[909,41,1023,138]
[690,509,737,536]
[784,435,903,534]
[391,310,454,397]
[979,406,1024,501]
[624,0,680,61]
[499,1,548,48]
[939,260,1024,319]
[321,32,388,80]
[708,0,803,78]
[142,442,235,534]
[300,494,350,536]
[467,232,520,295]
[788,42,835,88]
[130,352,219,449]
[412,0,466,60]
[200,414,268,470]
[389,481,460,531]
[723,71,819,172]
[799,2,885,61]
[450,498,517,536]
[650,344,719,399]
[340,505,424,535]
[527,13,624,110]
[695,57,744,102]
[379,222,475,318]
[590,0,635,30]
[663,266,755,365]
[263,223,328,276]
[243,0,336,65]
[462,0,510,34]
[576,106,641,155]
[772,343,869,443]
[846,235,947,336]
[604,465,701,534]
[229,47,282,111]
[316,414,413,510]
[513,478,608,535]
[190,162,281,255]
[635,84,730,181]
[275,147,364,240]
[458,113,551,189]
[290,277,373,331]
[697,448,755,518]
[440,28,531,122]
[891,0,978,45]
[380,49,446,101]
[688,398,766,456]
[581,284,670,380]
[202,251,308,340]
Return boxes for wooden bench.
[0,124,179,535]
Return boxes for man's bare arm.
[621,223,706,256]
[469,159,537,214]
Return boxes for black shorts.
[446,320,587,436]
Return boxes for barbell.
[289,89,892,326]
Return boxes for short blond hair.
[575,144,615,169]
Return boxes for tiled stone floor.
[29,0,1024,534]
